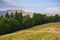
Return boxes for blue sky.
[0,0,60,13]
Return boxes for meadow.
[0,22,60,40]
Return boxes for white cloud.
[43,7,60,13]
[44,7,60,11]
[2,0,16,5]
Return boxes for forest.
[0,11,60,35]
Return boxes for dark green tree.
[32,13,43,26]
[10,12,14,18]
[23,15,32,29]
[0,18,20,35]
[53,14,60,22]
[42,14,48,23]
[48,16,54,22]
[5,11,10,18]
[14,11,23,29]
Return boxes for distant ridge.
[0,8,60,16]
[0,9,33,17]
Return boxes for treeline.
[0,11,60,35]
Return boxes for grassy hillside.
[0,22,60,40]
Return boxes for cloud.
[44,7,60,11]
[0,0,16,7]
[43,7,60,13]
[0,0,17,10]
[2,0,16,5]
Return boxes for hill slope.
[0,22,60,40]
[0,9,33,17]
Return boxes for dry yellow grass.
[0,22,60,40]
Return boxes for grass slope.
[0,22,60,40]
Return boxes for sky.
[0,0,60,13]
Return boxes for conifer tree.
[5,11,10,18]
[10,12,14,18]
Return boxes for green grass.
[0,22,60,40]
